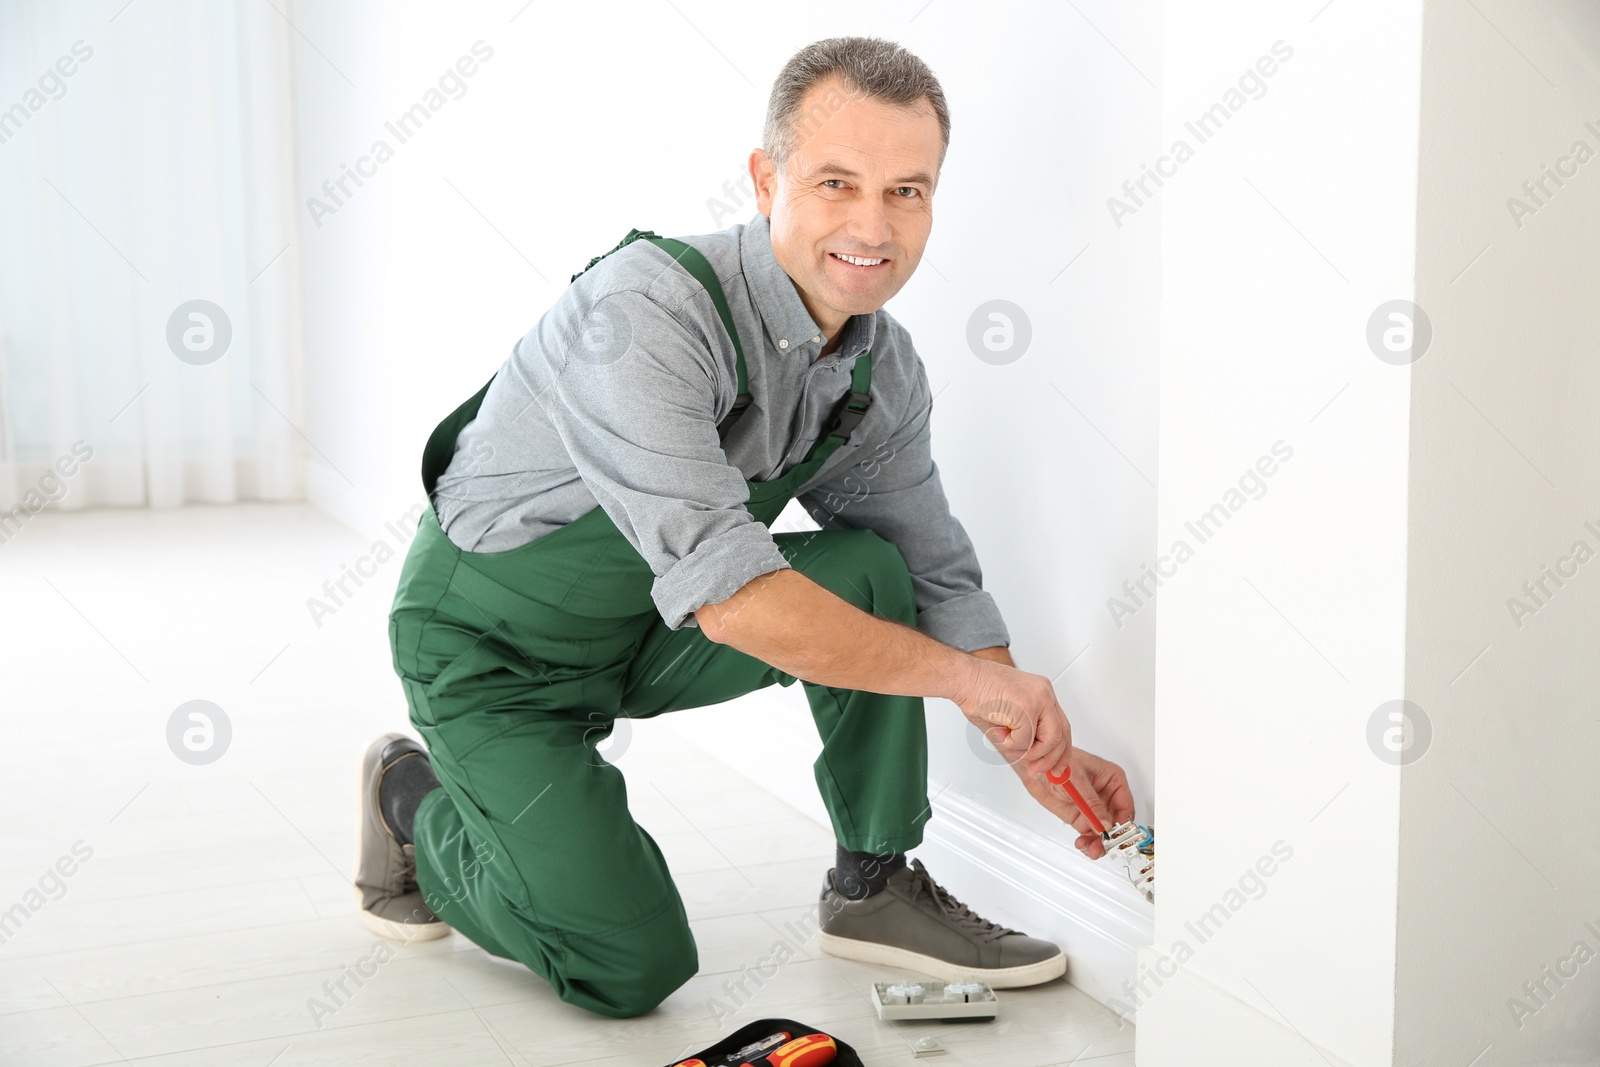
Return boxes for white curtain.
[0,0,304,515]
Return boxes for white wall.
[1396,1,1600,1063]
[286,0,1164,1008]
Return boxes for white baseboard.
[1132,945,1359,1067]
[915,785,1154,1016]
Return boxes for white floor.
[0,504,1134,1067]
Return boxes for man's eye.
[896,187,921,198]
[823,179,845,189]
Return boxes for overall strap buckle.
[823,390,873,442]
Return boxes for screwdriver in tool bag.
[721,1031,790,1064]
[674,1030,837,1067]
[672,1029,798,1067]
[742,1033,836,1067]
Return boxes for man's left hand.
[1011,747,1134,859]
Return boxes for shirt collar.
[741,211,876,363]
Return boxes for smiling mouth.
[829,252,889,269]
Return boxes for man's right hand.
[956,658,1072,781]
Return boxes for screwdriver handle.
[1046,765,1106,835]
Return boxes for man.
[357,35,1135,1019]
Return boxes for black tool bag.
[659,1017,864,1067]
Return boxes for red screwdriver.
[1046,764,1106,835]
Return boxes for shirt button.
[778,339,789,350]
[812,334,821,343]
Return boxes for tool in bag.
[664,1017,861,1067]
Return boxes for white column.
[1137,2,1422,1063]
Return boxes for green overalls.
[388,230,931,1018]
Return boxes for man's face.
[751,77,941,333]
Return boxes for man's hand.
[1012,747,1134,859]
[967,646,1134,860]
[956,648,1071,780]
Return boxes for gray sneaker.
[817,858,1065,987]
[353,733,450,942]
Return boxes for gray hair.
[762,36,950,175]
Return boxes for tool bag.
[660,1017,864,1067]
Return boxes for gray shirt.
[432,211,1009,653]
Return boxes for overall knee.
[568,920,699,1018]
[845,529,916,624]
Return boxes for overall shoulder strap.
[422,374,495,498]
[823,350,873,443]
[796,349,873,468]
[574,228,751,439]
[423,228,763,496]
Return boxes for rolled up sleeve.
[798,357,1010,653]
[538,290,791,629]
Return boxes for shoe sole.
[355,897,452,942]
[817,931,1066,988]
[353,732,451,943]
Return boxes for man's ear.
[749,148,778,217]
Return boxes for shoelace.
[904,859,1018,942]
[397,843,419,891]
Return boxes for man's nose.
[843,195,894,252]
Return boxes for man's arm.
[695,570,1072,779]
[698,571,1133,848]
[695,570,993,702]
